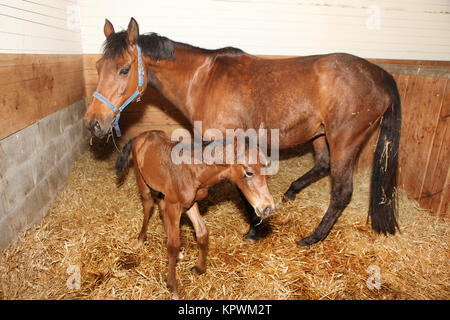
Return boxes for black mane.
[103,31,175,60]
[102,31,244,60]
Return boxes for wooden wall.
[0,54,85,140]
[83,54,449,217]
[0,0,85,140]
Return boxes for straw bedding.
[0,139,448,300]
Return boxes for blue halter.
[93,44,145,137]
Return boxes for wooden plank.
[397,76,425,192]
[419,79,449,216]
[415,78,447,197]
[0,54,85,139]
[437,167,450,217]
[0,55,84,86]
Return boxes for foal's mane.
[102,31,244,60]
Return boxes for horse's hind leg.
[299,143,357,246]
[284,136,330,201]
[186,202,209,275]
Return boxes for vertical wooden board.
[420,79,449,215]
[397,75,423,191]
[398,77,443,200]
[414,78,448,200]
[436,167,450,217]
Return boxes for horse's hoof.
[171,292,179,300]
[243,231,258,243]
[297,236,318,246]
[283,193,295,202]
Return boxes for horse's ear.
[127,17,140,46]
[104,19,115,38]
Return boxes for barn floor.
[0,139,448,300]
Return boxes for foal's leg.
[135,170,155,248]
[284,136,330,201]
[185,202,209,274]
[163,202,182,299]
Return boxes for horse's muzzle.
[85,119,105,138]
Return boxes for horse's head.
[229,144,275,221]
[84,18,147,138]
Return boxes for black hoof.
[244,229,259,242]
[297,235,320,246]
[283,192,296,202]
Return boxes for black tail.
[369,75,402,235]
[115,137,136,176]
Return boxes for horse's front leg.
[237,188,262,242]
[163,202,182,299]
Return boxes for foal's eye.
[119,67,130,75]
[245,171,254,178]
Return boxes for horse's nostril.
[94,120,101,131]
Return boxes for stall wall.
[0,0,89,248]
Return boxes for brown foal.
[115,130,275,298]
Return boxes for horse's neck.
[146,45,213,122]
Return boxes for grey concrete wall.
[0,99,89,249]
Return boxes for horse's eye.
[119,68,129,75]
[245,171,254,178]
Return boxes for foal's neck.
[145,44,213,123]
[193,161,230,189]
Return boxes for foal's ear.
[104,19,115,38]
[127,17,140,46]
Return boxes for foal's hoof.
[133,239,144,249]
[171,292,180,300]
[191,265,206,275]
[282,192,296,202]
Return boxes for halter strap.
[92,44,145,137]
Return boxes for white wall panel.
[0,0,82,53]
[78,0,450,60]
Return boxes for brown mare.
[85,18,401,246]
[115,130,274,298]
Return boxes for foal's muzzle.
[256,206,274,220]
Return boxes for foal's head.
[229,146,275,221]
[84,18,174,138]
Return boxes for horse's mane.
[103,31,175,60]
[102,31,244,60]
